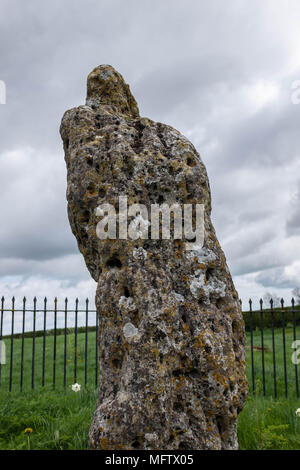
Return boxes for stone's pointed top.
[86,64,140,118]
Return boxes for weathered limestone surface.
[60,65,248,450]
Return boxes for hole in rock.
[216,416,223,435]
[80,231,88,241]
[186,156,195,167]
[205,267,214,282]
[187,368,200,379]
[172,369,183,377]
[87,182,96,194]
[154,329,167,342]
[173,402,184,412]
[106,256,122,268]
[116,335,122,344]
[111,358,122,369]
[80,210,90,224]
[178,441,188,449]
[123,286,130,298]
[175,427,185,435]
[131,439,140,449]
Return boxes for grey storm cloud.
[0,0,300,303]
[255,267,299,290]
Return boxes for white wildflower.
[72,383,81,392]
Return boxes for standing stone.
[60,65,248,450]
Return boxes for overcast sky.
[0,0,300,313]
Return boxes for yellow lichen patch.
[163,307,173,316]
[86,186,98,197]
[210,370,229,388]
[99,437,110,449]
[171,160,184,172]
[151,347,160,358]
[172,375,186,390]
[156,151,167,162]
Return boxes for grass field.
[0,326,300,449]
[246,325,300,398]
[0,329,99,391]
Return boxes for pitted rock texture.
[60,64,248,450]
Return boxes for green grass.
[1,386,300,450]
[1,327,300,449]
[0,387,98,450]
[238,395,300,449]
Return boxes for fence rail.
[0,296,98,392]
[0,296,300,397]
[243,297,300,398]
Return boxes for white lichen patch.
[190,270,226,301]
[145,433,158,442]
[116,391,129,404]
[147,310,162,319]
[119,296,136,311]
[81,105,93,112]
[186,246,217,264]
[86,97,101,107]
[133,247,148,260]
[99,68,114,79]
[123,322,139,339]
[190,271,206,298]
[172,291,185,303]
